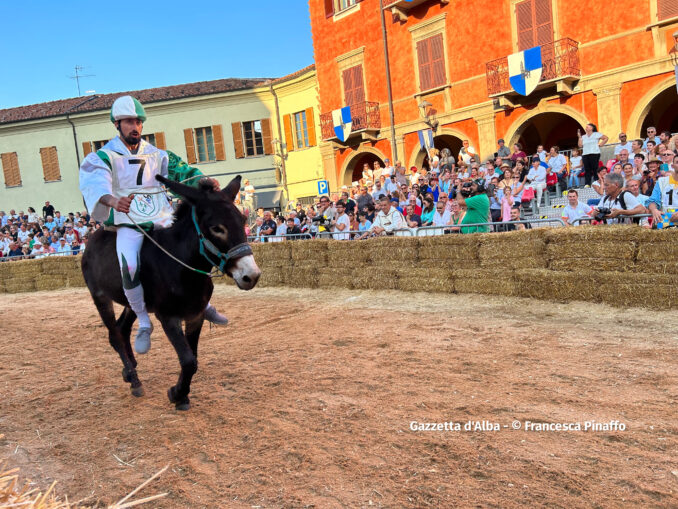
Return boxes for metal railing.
[0,249,83,262]
[486,38,580,96]
[415,218,567,235]
[320,101,381,141]
[571,213,652,226]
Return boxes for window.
[243,121,264,157]
[39,146,61,182]
[416,34,446,92]
[141,134,156,145]
[325,0,359,17]
[195,127,216,163]
[342,64,365,106]
[658,0,678,20]
[183,125,225,164]
[1,152,21,187]
[294,111,310,149]
[337,0,357,11]
[516,0,553,51]
[231,119,273,159]
[93,139,108,151]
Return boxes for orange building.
[310,0,678,188]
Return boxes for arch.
[503,106,588,155]
[627,76,676,138]
[407,128,467,170]
[339,146,387,186]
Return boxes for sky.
[0,1,314,109]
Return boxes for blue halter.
[191,207,253,275]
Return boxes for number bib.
[107,151,172,226]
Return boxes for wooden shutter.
[155,131,166,150]
[342,67,355,106]
[232,122,245,159]
[305,107,317,147]
[516,0,534,51]
[82,141,93,157]
[658,0,678,20]
[352,65,365,104]
[40,146,61,182]
[534,0,553,46]
[325,0,334,18]
[430,34,446,89]
[1,152,21,187]
[183,128,197,164]
[261,118,273,155]
[417,38,432,91]
[212,124,226,161]
[283,114,294,152]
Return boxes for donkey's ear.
[223,175,242,202]
[156,175,203,204]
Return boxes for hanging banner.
[331,106,352,142]
[418,129,434,150]
[508,46,543,96]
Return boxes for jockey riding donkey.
[79,96,230,354]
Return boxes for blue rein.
[191,207,253,276]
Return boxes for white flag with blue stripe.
[508,46,542,96]
[331,106,352,142]
[418,129,434,150]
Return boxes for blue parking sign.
[317,180,329,195]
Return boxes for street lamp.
[418,100,439,132]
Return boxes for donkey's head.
[156,175,261,290]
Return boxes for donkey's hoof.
[175,400,191,411]
[131,385,145,397]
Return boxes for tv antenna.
[69,65,95,96]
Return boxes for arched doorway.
[640,86,678,135]
[342,151,385,186]
[511,112,584,155]
[410,133,464,170]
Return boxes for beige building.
[0,65,322,215]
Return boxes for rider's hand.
[115,196,133,213]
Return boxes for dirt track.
[1,285,677,508]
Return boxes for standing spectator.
[260,211,276,241]
[458,139,476,165]
[295,203,306,223]
[578,123,609,186]
[594,173,645,224]
[561,189,593,226]
[547,146,567,190]
[27,207,39,223]
[457,179,491,233]
[568,148,583,187]
[382,158,394,177]
[614,132,633,155]
[270,215,286,242]
[330,201,350,240]
[242,179,256,219]
[643,126,661,149]
[42,201,55,219]
[496,138,511,163]
[489,179,503,223]
[361,162,373,183]
[372,160,384,181]
[356,185,374,212]
[510,143,527,166]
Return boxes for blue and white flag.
[508,46,542,96]
[418,129,434,150]
[331,106,352,142]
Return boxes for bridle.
[190,207,252,275]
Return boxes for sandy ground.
[1,285,677,508]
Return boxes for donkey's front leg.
[158,315,197,411]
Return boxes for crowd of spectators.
[247,124,678,241]
[0,201,98,261]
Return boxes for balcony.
[486,38,580,107]
[382,0,449,21]
[320,101,381,143]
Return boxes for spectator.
[505,206,531,231]
[448,199,465,232]
[568,148,583,188]
[64,225,78,244]
[285,217,302,238]
[270,215,286,242]
[288,210,301,226]
[525,156,548,207]
[547,146,567,190]
[27,207,39,223]
[382,158,394,177]
[347,210,359,232]
[659,146,675,173]
[432,201,451,233]
[646,140,658,159]
[562,189,593,226]
[56,237,71,256]
[405,203,422,229]
[510,142,527,166]
[496,138,511,163]
[630,139,646,160]
[45,215,57,232]
[356,211,372,236]
[295,203,306,223]
[625,178,649,208]
[591,166,609,204]
[614,132,632,155]
[643,126,660,149]
[260,211,276,240]
[356,185,374,212]
[648,154,678,225]
[7,242,23,258]
[621,163,635,186]
[595,173,645,224]
[659,130,676,152]
[633,153,646,175]
[426,177,440,202]
[42,201,55,219]
[361,162,373,183]
[578,123,609,185]
[457,179,491,233]
[370,195,406,236]
[70,238,81,255]
[372,160,384,181]
[371,180,387,201]
[30,240,47,258]
[17,224,29,244]
[420,197,435,226]
[330,200,350,240]
[458,139,476,165]
[536,145,548,162]
[54,211,66,229]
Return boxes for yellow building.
[0,65,321,214]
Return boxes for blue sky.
[0,1,314,109]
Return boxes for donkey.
[81,175,261,410]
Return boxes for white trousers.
[527,181,547,206]
[116,227,151,328]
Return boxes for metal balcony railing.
[320,101,381,141]
[486,38,580,97]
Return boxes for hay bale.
[543,225,644,243]
[452,269,516,296]
[352,267,399,290]
[255,241,292,263]
[4,277,36,293]
[395,267,454,293]
[418,235,479,263]
[545,240,636,261]
[257,269,284,288]
[318,268,353,289]
[513,269,599,302]
[290,239,329,267]
[549,258,635,272]
[284,267,319,288]
[327,241,366,268]
[35,275,68,291]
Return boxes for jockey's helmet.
[110,96,147,123]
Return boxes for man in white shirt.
[17,224,30,243]
[457,140,476,165]
[370,195,406,236]
[383,174,398,194]
[614,132,633,155]
[371,181,387,201]
[431,201,451,234]
[595,173,645,224]
[382,158,394,177]
[526,156,548,206]
[561,189,592,226]
[56,238,72,256]
[643,126,661,150]
[330,201,351,240]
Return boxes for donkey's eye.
[209,225,228,239]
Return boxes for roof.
[271,64,316,85]
[0,77,272,125]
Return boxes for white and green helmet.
[110,95,147,123]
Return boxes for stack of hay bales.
[249,241,290,287]
[414,234,476,293]
[635,227,678,274]
[350,236,417,290]
[39,256,85,290]
[2,259,40,293]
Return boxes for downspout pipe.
[269,82,290,207]
[65,95,99,167]
[379,0,398,162]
